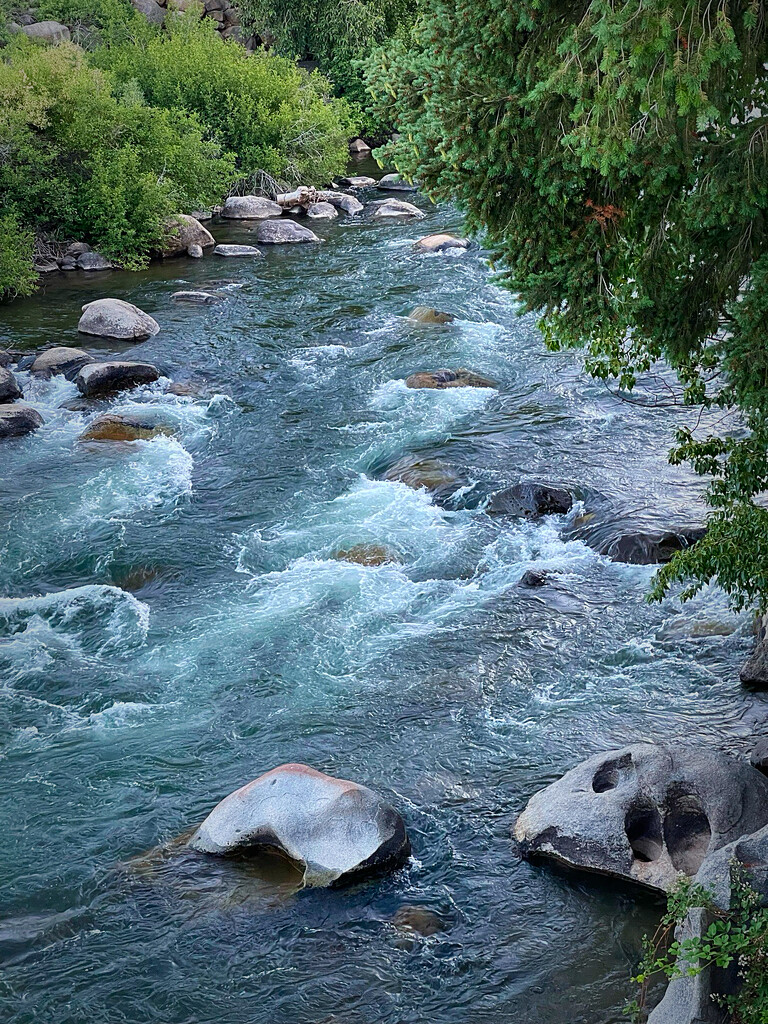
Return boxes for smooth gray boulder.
[31,347,95,380]
[488,482,573,518]
[377,173,418,191]
[78,299,159,340]
[131,0,166,24]
[221,195,282,219]
[171,290,225,304]
[370,198,424,220]
[512,743,768,893]
[162,214,214,257]
[0,367,22,402]
[213,244,263,257]
[77,252,113,271]
[317,191,364,216]
[306,202,338,220]
[0,404,43,438]
[414,233,470,253]
[340,175,376,187]
[189,763,410,886]
[187,244,203,259]
[349,138,371,154]
[21,20,70,42]
[75,361,160,396]
[255,220,320,244]
[647,823,768,1024]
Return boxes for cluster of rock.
[512,742,768,1021]
[130,0,248,43]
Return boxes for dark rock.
[59,256,77,271]
[599,528,706,564]
[488,482,573,519]
[78,298,159,340]
[0,367,22,402]
[750,738,768,776]
[519,570,549,588]
[741,614,768,687]
[188,763,410,887]
[405,368,496,390]
[0,350,12,368]
[76,252,113,271]
[79,414,173,442]
[66,242,91,256]
[391,905,445,936]
[0,403,43,438]
[407,306,455,324]
[75,361,160,397]
[255,220,320,244]
[213,244,263,257]
[31,347,95,379]
[377,173,418,191]
[512,743,768,893]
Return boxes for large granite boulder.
[648,824,768,1024]
[405,368,496,390]
[307,202,338,220]
[213,244,263,257]
[0,404,43,438]
[162,214,215,257]
[512,743,768,893]
[255,220,320,244]
[221,195,282,219]
[189,763,410,886]
[487,482,573,518]
[370,198,424,220]
[76,252,113,271]
[377,173,418,191]
[75,361,160,396]
[78,298,159,340]
[31,347,95,379]
[0,367,22,403]
[21,20,70,42]
[131,0,166,25]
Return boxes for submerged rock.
[213,244,263,257]
[414,233,470,253]
[333,544,399,567]
[0,367,22,403]
[599,528,706,565]
[382,455,461,500]
[487,482,573,518]
[162,214,215,256]
[75,361,160,397]
[370,198,424,219]
[377,173,418,191]
[391,905,445,936]
[512,743,768,893]
[221,195,282,219]
[0,403,43,438]
[519,569,549,588]
[407,306,455,324]
[79,414,172,442]
[31,347,95,379]
[306,202,338,220]
[188,763,410,886]
[255,220,321,244]
[405,368,496,390]
[171,290,225,304]
[78,298,160,340]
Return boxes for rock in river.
[171,290,225,305]
[188,763,410,887]
[405,368,496,390]
[31,347,95,379]
[377,173,418,191]
[391,905,446,936]
[306,202,338,221]
[78,298,160,341]
[414,233,470,253]
[599,527,706,564]
[0,367,22,403]
[487,482,573,518]
[76,251,113,271]
[79,414,172,442]
[333,544,399,567]
[213,244,263,258]
[162,214,215,257]
[740,613,768,687]
[370,199,424,220]
[408,306,455,324]
[0,404,43,439]
[340,175,376,187]
[255,220,321,244]
[512,743,768,893]
[75,361,160,397]
[221,195,282,219]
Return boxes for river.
[1,164,765,1024]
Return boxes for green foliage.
[239,0,416,135]
[367,1,768,610]
[96,13,354,184]
[0,215,36,299]
[32,0,155,46]
[627,867,768,1023]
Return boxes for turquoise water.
[1,171,765,1023]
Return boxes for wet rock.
[75,361,160,397]
[407,306,455,324]
[512,743,768,893]
[59,256,77,271]
[187,244,203,259]
[221,195,282,219]
[382,455,461,500]
[740,614,768,687]
[370,198,424,219]
[78,298,159,340]
[79,414,172,442]
[110,564,180,591]
[131,0,166,24]
[414,233,470,253]
[519,570,549,588]
[188,763,410,887]
[255,220,320,244]
[16,354,36,372]
[340,175,376,187]
[22,20,70,42]
[405,368,496,390]
[317,191,364,216]
[171,290,225,304]
[31,347,95,379]
[349,138,372,155]
[488,482,573,518]
[647,823,768,1024]
[0,368,22,402]
[166,381,201,396]
[0,350,12,368]
[377,173,418,191]
[306,202,338,220]
[391,905,445,936]
[162,214,215,257]
[76,251,113,271]
[0,404,43,438]
[599,528,706,565]
[750,738,768,777]
[213,244,263,257]
[333,544,399,567]
[66,241,91,257]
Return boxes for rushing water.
[2,165,767,1024]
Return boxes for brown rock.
[391,905,445,936]
[405,369,497,390]
[333,544,399,567]
[414,233,470,253]
[79,414,173,442]
[407,306,455,324]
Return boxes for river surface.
[1,165,766,1024]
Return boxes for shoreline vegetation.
[3,2,768,1022]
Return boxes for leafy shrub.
[0,215,36,300]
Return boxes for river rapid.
[1,165,766,1024]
